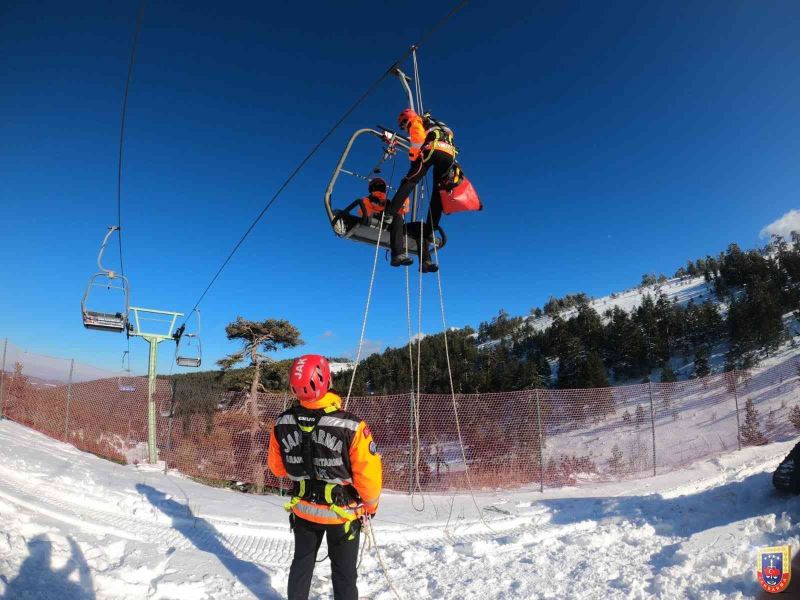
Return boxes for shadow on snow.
[136,483,281,599]
[0,534,94,600]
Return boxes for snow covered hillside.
[530,275,718,333]
[1,420,798,599]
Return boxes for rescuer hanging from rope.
[268,354,382,600]
[386,109,481,272]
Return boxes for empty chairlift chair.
[81,226,130,333]
[173,310,202,368]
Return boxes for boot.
[419,246,438,273]
[420,259,439,273]
[391,254,413,267]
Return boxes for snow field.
[1,420,799,599]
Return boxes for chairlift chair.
[174,310,202,368]
[324,65,447,255]
[160,396,176,418]
[324,127,446,255]
[81,226,130,333]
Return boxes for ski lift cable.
[180,0,471,324]
[116,0,148,364]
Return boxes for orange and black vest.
[358,191,388,219]
[358,191,409,218]
[268,392,382,525]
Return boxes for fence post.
[63,358,74,440]
[648,381,657,477]
[732,371,742,451]
[408,391,415,495]
[534,389,544,493]
[0,338,7,420]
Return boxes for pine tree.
[635,404,647,427]
[693,348,710,379]
[740,398,767,446]
[608,444,625,475]
[789,405,800,431]
[766,409,776,432]
[9,362,27,398]
[217,316,303,492]
[661,363,677,383]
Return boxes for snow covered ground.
[0,420,798,599]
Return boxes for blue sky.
[2,1,799,376]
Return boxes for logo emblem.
[757,545,792,593]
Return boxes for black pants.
[388,149,455,259]
[287,516,360,600]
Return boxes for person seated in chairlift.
[358,177,409,225]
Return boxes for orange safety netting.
[1,338,798,493]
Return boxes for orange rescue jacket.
[358,191,409,219]
[267,392,382,525]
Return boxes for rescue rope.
[364,520,405,600]
[410,232,426,511]
[344,209,386,412]
[408,55,428,508]
[432,241,497,534]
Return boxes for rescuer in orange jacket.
[268,354,382,600]
[387,108,457,272]
[339,177,409,225]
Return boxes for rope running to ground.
[343,156,396,410]
[432,240,497,534]
[344,210,386,412]
[180,0,471,325]
[364,520,404,600]
[409,46,428,513]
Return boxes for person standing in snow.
[268,354,382,600]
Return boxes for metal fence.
[1,336,798,493]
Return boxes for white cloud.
[760,209,800,240]
[349,339,384,359]
[319,330,334,339]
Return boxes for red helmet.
[398,108,418,130]
[289,354,331,403]
[368,177,387,194]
